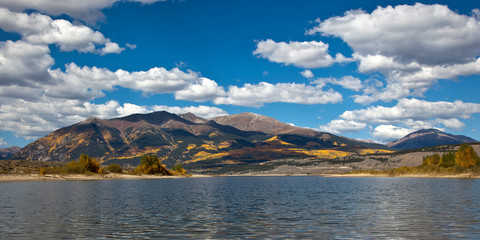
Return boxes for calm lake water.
[1,176,480,239]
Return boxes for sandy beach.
[0,173,210,182]
[2,172,480,182]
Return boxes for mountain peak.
[179,112,207,123]
[80,117,101,125]
[388,129,478,150]
[410,129,442,134]
[116,111,191,125]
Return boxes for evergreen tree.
[440,152,455,168]
[422,154,440,166]
[172,164,186,174]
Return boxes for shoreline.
[0,173,210,182]
[323,172,480,179]
[1,172,480,182]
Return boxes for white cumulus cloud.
[214,82,342,107]
[308,3,480,102]
[253,39,353,69]
[116,67,201,95]
[0,40,53,86]
[0,8,123,54]
[318,119,367,134]
[310,3,480,66]
[341,98,480,124]
[313,76,363,92]
[0,0,166,24]
[372,125,413,142]
[301,70,314,78]
[175,77,226,102]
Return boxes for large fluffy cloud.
[115,67,201,95]
[174,77,226,102]
[310,3,480,66]
[46,63,207,100]
[318,119,367,134]
[0,8,123,54]
[214,82,342,107]
[0,0,166,24]
[312,76,363,92]
[372,125,413,142]
[341,98,480,123]
[253,39,352,68]
[0,41,53,86]
[308,3,480,103]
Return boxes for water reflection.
[0,177,480,239]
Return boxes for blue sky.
[1,0,480,147]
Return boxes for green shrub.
[78,154,100,173]
[422,154,440,166]
[63,154,101,174]
[107,164,123,173]
[63,161,86,174]
[172,164,186,174]
[440,152,455,168]
[135,155,171,175]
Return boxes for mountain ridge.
[0,146,21,160]
[388,129,478,150]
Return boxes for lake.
[1,176,480,239]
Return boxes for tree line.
[422,143,479,168]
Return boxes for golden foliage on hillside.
[358,149,395,155]
[200,144,217,151]
[265,136,294,145]
[185,151,230,163]
[280,148,351,159]
[217,141,231,149]
[115,147,164,160]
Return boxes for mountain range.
[11,111,391,170]
[8,111,479,171]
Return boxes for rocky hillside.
[13,111,393,171]
[388,129,478,150]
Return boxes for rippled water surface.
[1,176,480,239]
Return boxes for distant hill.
[13,111,393,171]
[387,129,478,150]
[0,146,21,160]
